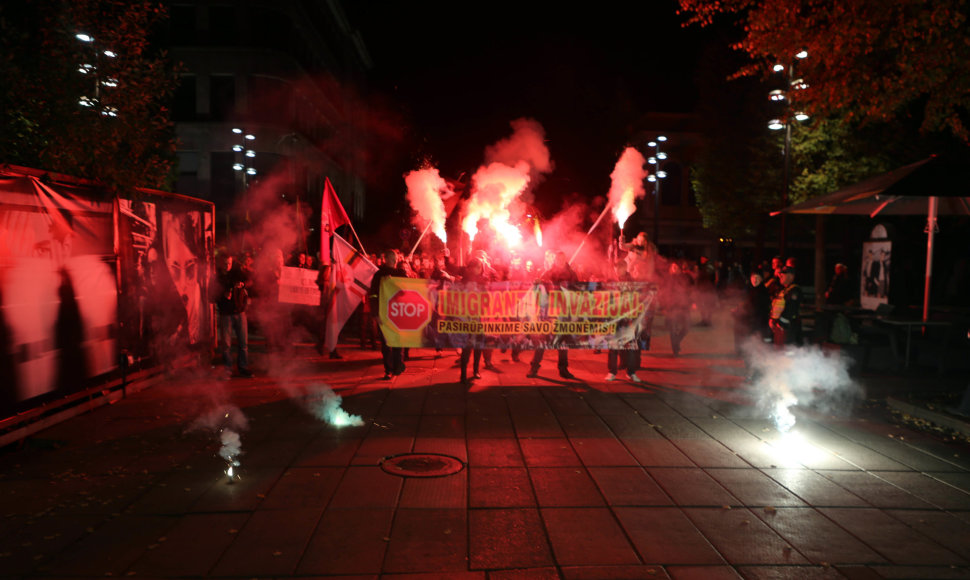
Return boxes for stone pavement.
[2,310,970,579]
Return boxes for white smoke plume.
[219,429,243,461]
[742,338,860,432]
[305,383,364,428]
[462,118,554,243]
[188,402,249,480]
[404,166,452,243]
[608,147,648,228]
[483,118,554,178]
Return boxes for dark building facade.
[165,0,372,240]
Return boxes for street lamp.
[232,128,257,221]
[768,50,809,256]
[75,32,119,117]
[646,135,669,246]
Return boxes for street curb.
[886,396,970,439]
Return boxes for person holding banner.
[605,260,641,382]
[369,249,408,379]
[458,254,497,384]
[527,251,578,380]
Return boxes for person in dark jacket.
[527,251,578,380]
[732,272,771,353]
[368,249,408,379]
[458,256,494,384]
[210,251,253,377]
[605,260,642,382]
[661,261,692,356]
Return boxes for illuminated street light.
[231,128,257,191]
[768,51,810,256]
[646,135,670,246]
[75,32,119,118]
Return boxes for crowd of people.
[211,234,849,383]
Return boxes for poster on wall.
[1,167,215,417]
[0,176,117,413]
[117,200,210,363]
[860,240,891,311]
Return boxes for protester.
[694,255,716,326]
[769,265,802,347]
[661,260,692,356]
[210,250,253,378]
[619,231,657,282]
[527,251,578,379]
[825,263,854,306]
[605,260,641,382]
[732,272,771,353]
[458,256,492,384]
[763,255,784,295]
[369,249,408,379]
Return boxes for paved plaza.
[1,310,969,579]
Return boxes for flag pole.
[569,203,613,265]
[408,220,435,260]
[346,221,366,257]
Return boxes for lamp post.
[75,32,119,117]
[768,50,809,257]
[646,136,669,246]
[232,128,257,223]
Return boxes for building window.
[210,152,236,207]
[173,75,197,121]
[168,4,197,45]
[209,75,236,121]
[208,5,237,46]
[661,161,683,206]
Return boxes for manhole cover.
[380,453,465,478]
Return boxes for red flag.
[321,177,351,234]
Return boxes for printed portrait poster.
[0,177,116,413]
[860,240,891,311]
[118,197,212,366]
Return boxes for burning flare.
[462,161,530,245]
[404,166,451,243]
[306,384,364,428]
[608,147,648,228]
[461,118,554,248]
[742,338,859,433]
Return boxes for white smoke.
[303,383,364,428]
[608,147,648,228]
[188,403,249,481]
[219,429,243,461]
[742,338,860,432]
[404,166,451,243]
[462,118,554,243]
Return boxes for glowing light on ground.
[219,429,243,483]
[307,384,364,428]
[743,339,859,433]
[764,429,830,467]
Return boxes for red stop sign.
[387,290,431,331]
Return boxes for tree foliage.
[0,0,178,193]
[678,0,970,142]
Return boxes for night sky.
[347,0,717,212]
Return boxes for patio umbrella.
[772,154,970,322]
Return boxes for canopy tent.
[772,155,970,322]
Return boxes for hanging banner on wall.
[377,277,658,349]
